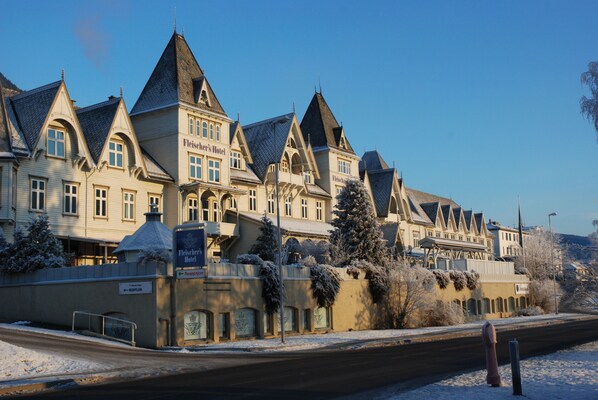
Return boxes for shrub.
[345,265,361,279]
[138,247,171,265]
[310,264,341,308]
[363,262,389,304]
[464,270,480,290]
[300,255,317,268]
[432,269,450,289]
[259,261,284,314]
[237,254,264,265]
[515,306,544,317]
[425,300,465,326]
[449,270,466,291]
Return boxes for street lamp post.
[548,212,558,315]
[272,117,289,344]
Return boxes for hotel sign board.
[173,224,207,270]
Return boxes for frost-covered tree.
[138,246,172,266]
[259,261,284,314]
[432,269,450,289]
[309,264,341,308]
[449,270,467,291]
[330,179,389,266]
[384,261,436,328]
[580,62,598,142]
[515,228,562,280]
[250,215,278,262]
[3,215,65,273]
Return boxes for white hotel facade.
[0,32,494,265]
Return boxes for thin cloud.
[74,15,109,69]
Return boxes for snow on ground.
[379,341,598,400]
[0,339,105,382]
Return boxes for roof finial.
[174,7,177,32]
[314,85,317,94]
[120,87,123,98]
[61,69,64,81]
[292,101,295,114]
[237,112,240,122]
[318,77,322,94]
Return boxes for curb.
[0,378,75,397]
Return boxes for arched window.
[314,307,330,329]
[277,306,297,332]
[235,308,257,337]
[520,296,527,309]
[482,298,491,314]
[496,297,504,313]
[196,120,201,136]
[467,299,477,316]
[184,310,210,340]
[202,121,208,138]
[209,123,214,139]
[216,125,221,141]
[508,297,516,312]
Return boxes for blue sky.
[1,0,596,236]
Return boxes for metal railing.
[72,311,137,346]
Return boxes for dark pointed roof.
[6,81,61,150]
[463,210,474,230]
[441,204,452,227]
[242,113,294,181]
[76,97,120,163]
[131,33,227,117]
[300,92,354,154]
[453,208,463,229]
[360,150,390,173]
[420,202,440,225]
[368,169,396,217]
[0,81,13,155]
[474,213,485,233]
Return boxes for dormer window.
[108,141,124,168]
[303,171,311,183]
[230,151,242,169]
[287,137,296,148]
[47,129,65,158]
[200,90,209,105]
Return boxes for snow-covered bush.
[138,247,171,265]
[300,255,317,268]
[361,261,389,304]
[449,270,467,291]
[432,269,450,289]
[425,300,465,326]
[515,306,544,317]
[345,265,361,279]
[530,279,563,313]
[1,215,65,274]
[464,270,480,290]
[310,264,341,308]
[259,261,284,314]
[237,254,264,265]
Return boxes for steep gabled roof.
[359,150,390,172]
[76,97,121,163]
[441,204,452,228]
[242,113,294,181]
[6,81,61,150]
[131,33,227,117]
[141,148,174,182]
[368,169,396,217]
[420,202,440,225]
[463,210,474,232]
[406,187,460,209]
[453,207,463,230]
[475,213,486,235]
[300,92,354,153]
[0,81,13,155]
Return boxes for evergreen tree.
[6,215,65,273]
[250,215,278,262]
[330,179,389,266]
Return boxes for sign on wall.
[515,283,529,295]
[174,227,206,269]
[119,281,152,295]
[176,268,206,279]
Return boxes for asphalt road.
[5,317,598,399]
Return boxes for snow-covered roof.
[239,212,332,238]
[113,212,172,254]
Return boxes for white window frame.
[63,182,78,215]
[249,189,257,212]
[338,158,351,175]
[108,140,124,168]
[189,154,202,180]
[196,119,201,136]
[149,194,162,212]
[188,197,198,221]
[30,178,46,212]
[94,186,108,218]
[189,117,194,135]
[209,123,214,140]
[301,198,308,219]
[268,193,275,214]
[285,196,292,217]
[216,125,221,141]
[208,159,221,183]
[123,191,135,221]
[47,128,65,158]
[202,121,208,138]
[316,201,323,221]
[230,151,242,169]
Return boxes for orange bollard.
[482,321,501,387]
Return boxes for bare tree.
[515,227,561,281]
[580,62,598,142]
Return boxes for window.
[285,196,292,216]
[249,189,257,211]
[149,194,161,212]
[30,178,46,211]
[188,198,198,221]
[303,171,311,183]
[196,120,201,136]
[63,183,78,215]
[314,307,331,329]
[413,231,420,248]
[189,154,202,180]
[47,129,65,158]
[316,201,323,221]
[229,197,237,210]
[338,159,351,174]
[216,125,221,141]
[189,117,194,135]
[230,151,242,169]
[108,141,124,168]
[235,308,257,337]
[335,186,343,196]
[427,230,433,237]
[202,121,208,138]
[268,193,275,214]
[184,311,209,340]
[123,191,135,221]
[212,200,219,222]
[459,235,463,241]
[208,159,220,183]
[209,123,214,140]
[281,159,289,172]
[202,199,209,221]
[301,198,308,219]
[95,187,108,217]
